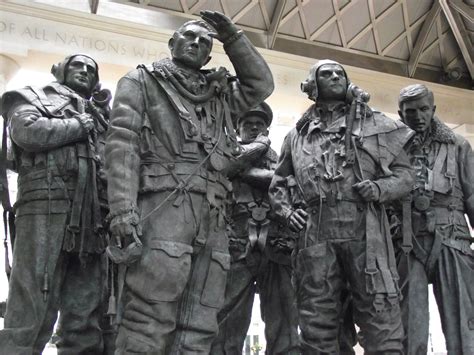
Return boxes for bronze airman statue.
[393,84,474,354]
[269,59,414,354]
[0,54,109,354]
[211,103,300,355]
[105,11,273,354]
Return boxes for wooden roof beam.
[267,0,287,48]
[407,1,441,77]
[440,0,474,79]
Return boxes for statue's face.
[170,24,213,70]
[64,55,98,97]
[316,63,347,101]
[399,95,435,133]
[238,115,268,143]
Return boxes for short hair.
[174,20,214,37]
[398,84,434,109]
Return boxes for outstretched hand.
[200,10,240,43]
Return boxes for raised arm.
[200,11,274,116]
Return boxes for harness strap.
[64,144,89,251]
[144,65,198,137]
[445,143,456,194]
[1,116,14,281]
[401,197,413,254]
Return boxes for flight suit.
[393,117,474,355]
[270,102,414,354]
[105,31,273,354]
[0,82,108,354]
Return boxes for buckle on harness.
[365,268,379,295]
[444,172,455,194]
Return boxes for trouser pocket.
[200,250,231,308]
[126,240,193,303]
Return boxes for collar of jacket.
[410,116,456,148]
[295,102,349,135]
[48,82,88,101]
[429,116,456,144]
[151,58,208,95]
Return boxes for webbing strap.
[432,144,447,179]
[1,117,14,280]
[445,143,456,194]
[143,65,197,137]
[401,198,413,254]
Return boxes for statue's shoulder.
[2,84,47,117]
[362,110,412,139]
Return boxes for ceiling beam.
[267,0,287,49]
[449,0,474,22]
[407,1,441,77]
[437,15,448,70]
[439,0,474,79]
[189,0,207,14]
[219,0,230,17]
[232,0,258,23]
[258,0,271,29]
[368,0,381,54]
[401,0,413,52]
[309,0,363,42]
[280,4,299,27]
[332,0,347,47]
[296,0,310,39]
[382,12,428,55]
[89,0,99,14]
[348,0,403,50]
[179,0,189,13]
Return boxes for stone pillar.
[0,54,20,307]
[0,54,20,95]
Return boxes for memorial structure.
[105,11,273,354]
[269,59,414,354]
[0,54,109,354]
[211,102,300,355]
[393,83,474,355]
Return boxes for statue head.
[301,59,350,102]
[169,20,214,70]
[51,54,99,98]
[398,84,436,134]
[237,102,272,143]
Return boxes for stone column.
[0,54,20,308]
[0,54,20,95]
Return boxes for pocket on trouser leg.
[295,243,328,297]
[124,335,155,353]
[201,250,231,309]
[126,240,193,303]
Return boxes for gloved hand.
[75,113,95,133]
[288,208,308,232]
[200,10,241,44]
[352,180,380,202]
[107,211,143,265]
[253,133,271,148]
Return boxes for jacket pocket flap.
[211,250,231,271]
[148,240,193,258]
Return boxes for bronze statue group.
[0,10,472,355]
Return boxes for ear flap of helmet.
[51,56,71,84]
[301,65,318,102]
